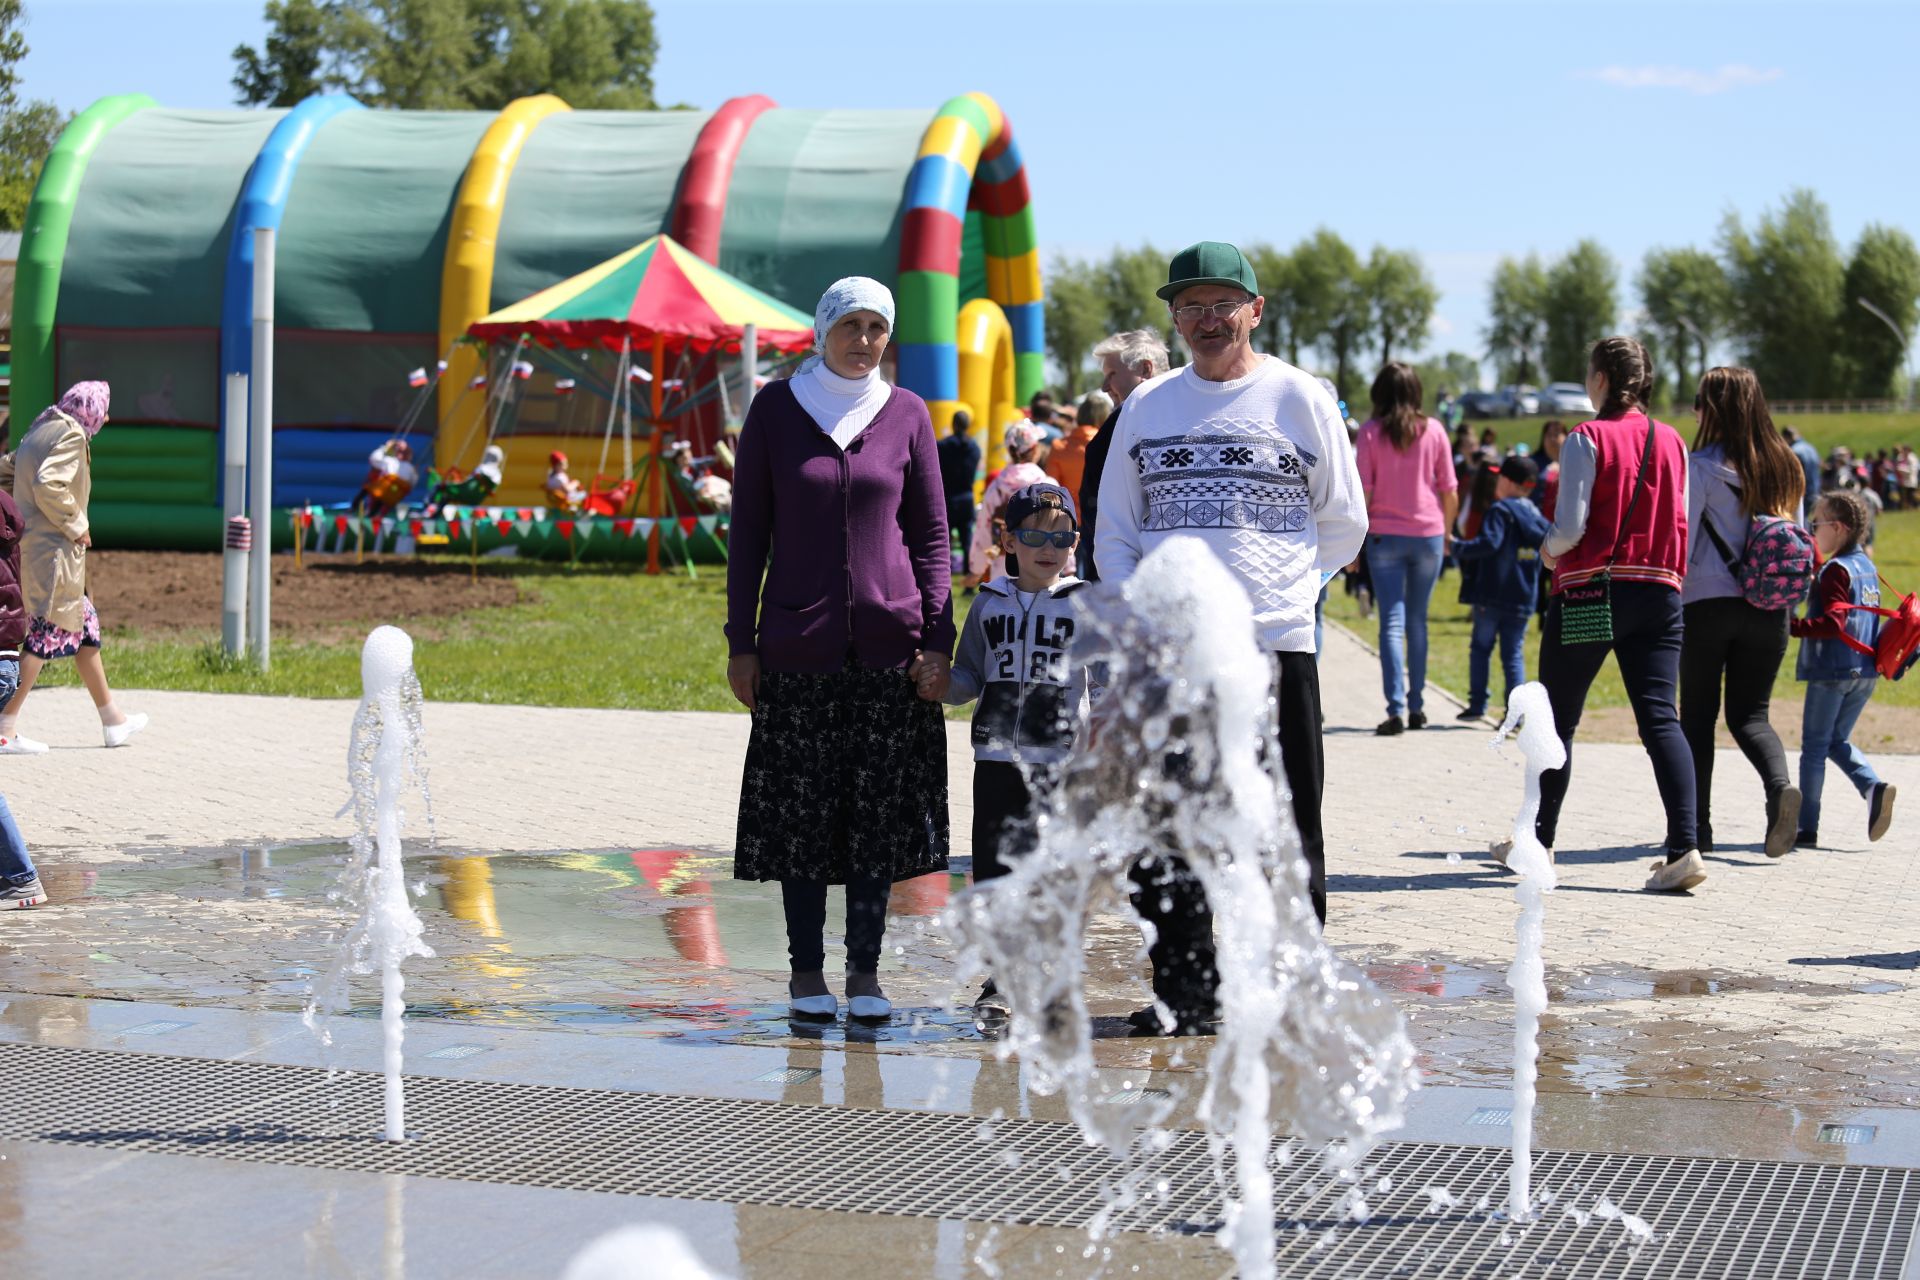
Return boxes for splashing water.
[1491,683,1565,1219]
[305,626,436,1141]
[946,537,1418,1279]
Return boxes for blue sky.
[18,0,1920,379]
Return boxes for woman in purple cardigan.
[725,277,955,1024]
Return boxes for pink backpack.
[1702,513,1817,612]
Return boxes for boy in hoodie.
[0,487,46,907]
[1453,455,1550,722]
[946,482,1094,1032]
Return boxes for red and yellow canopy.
[468,234,816,353]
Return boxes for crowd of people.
[724,242,1907,1040]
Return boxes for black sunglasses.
[1011,529,1076,549]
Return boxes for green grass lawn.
[1483,411,1920,461]
[1327,507,1920,714]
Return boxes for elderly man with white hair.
[1095,242,1367,1035]
[1076,328,1169,582]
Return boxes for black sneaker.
[1794,830,1818,850]
[0,877,47,909]
[1408,712,1429,730]
[1127,1004,1219,1038]
[1455,708,1487,722]
[1869,783,1896,842]
[1765,787,1802,859]
[1376,715,1405,737]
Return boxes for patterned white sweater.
[1093,356,1368,652]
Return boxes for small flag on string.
[557,520,575,539]
[554,378,576,396]
[663,379,686,391]
[436,359,448,373]
[335,515,349,534]
[495,519,512,536]
[407,367,429,388]
[512,360,534,380]
[469,374,489,389]
[629,366,653,383]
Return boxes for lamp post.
[1857,297,1913,410]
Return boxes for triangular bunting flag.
[615,518,634,537]
[557,520,575,539]
[495,519,512,536]
[679,517,697,536]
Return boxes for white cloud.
[1579,64,1784,95]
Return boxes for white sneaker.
[103,713,148,749]
[0,733,49,755]
[1644,850,1708,893]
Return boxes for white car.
[1536,382,1594,415]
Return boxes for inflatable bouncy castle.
[15,92,1042,548]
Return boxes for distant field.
[1464,411,1920,460]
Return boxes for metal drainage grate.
[0,1042,1913,1278]
[752,1067,821,1085]
[1468,1107,1513,1127]
[117,1021,194,1036]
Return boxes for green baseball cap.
[1156,240,1259,302]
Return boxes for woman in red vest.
[1496,337,1703,892]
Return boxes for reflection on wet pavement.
[3,843,1916,1108]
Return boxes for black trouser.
[781,878,891,974]
[1126,650,1327,1019]
[1679,597,1791,848]
[972,759,1054,885]
[946,494,974,559]
[1536,582,1697,855]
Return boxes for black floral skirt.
[734,662,950,884]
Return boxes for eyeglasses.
[1169,298,1253,325]
[1011,529,1076,549]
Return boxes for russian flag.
[469,374,489,389]
[629,366,653,383]
[407,367,429,387]
[512,360,534,380]
[555,378,577,396]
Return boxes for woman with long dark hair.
[1679,367,1805,858]
[1535,419,1568,522]
[1501,338,1701,891]
[1355,362,1459,735]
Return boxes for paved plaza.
[1,623,1917,1277]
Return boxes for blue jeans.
[1369,534,1444,717]
[1800,678,1881,835]
[1467,605,1531,714]
[0,659,32,886]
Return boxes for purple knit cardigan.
[725,380,955,673]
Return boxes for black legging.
[781,878,891,974]
[1678,597,1791,849]
[1536,582,1698,856]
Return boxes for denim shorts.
[0,657,16,705]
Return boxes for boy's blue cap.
[1004,482,1078,530]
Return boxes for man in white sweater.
[1094,241,1367,1031]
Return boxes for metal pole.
[1857,297,1913,409]
[249,227,275,669]
[221,373,249,658]
[741,323,758,412]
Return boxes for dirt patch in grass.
[86,551,524,641]
[1578,702,1919,755]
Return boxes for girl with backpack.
[1791,489,1896,848]
[1678,367,1810,860]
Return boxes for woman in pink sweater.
[1354,362,1459,735]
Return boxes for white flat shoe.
[848,995,891,1022]
[789,993,838,1019]
[104,713,148,749]
[0,734,49,755]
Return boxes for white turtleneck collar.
[788,356,893,449]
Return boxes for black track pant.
[1679,597,1791,848]
[1127,650,1327,1019]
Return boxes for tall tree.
[1365,247,1437,364]
[233,0,661,109]
[1100,244,1176,359]
[1042,254,1108,397]
[1638,246,1731,404]
[1242,242,1297,360]
[232,0,333,106]
[1485,254,1547,386]
[1835,224,1920,398]
[0,0,68,231]
[1541,239,1618,382]
[1289,229,1366,399]
[1720,188,1846,399]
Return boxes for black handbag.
[1557,420,1658,646]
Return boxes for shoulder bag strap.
[1699,506,1743,574]
[1604,416,1659,569]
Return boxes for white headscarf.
[790,276,895,449]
